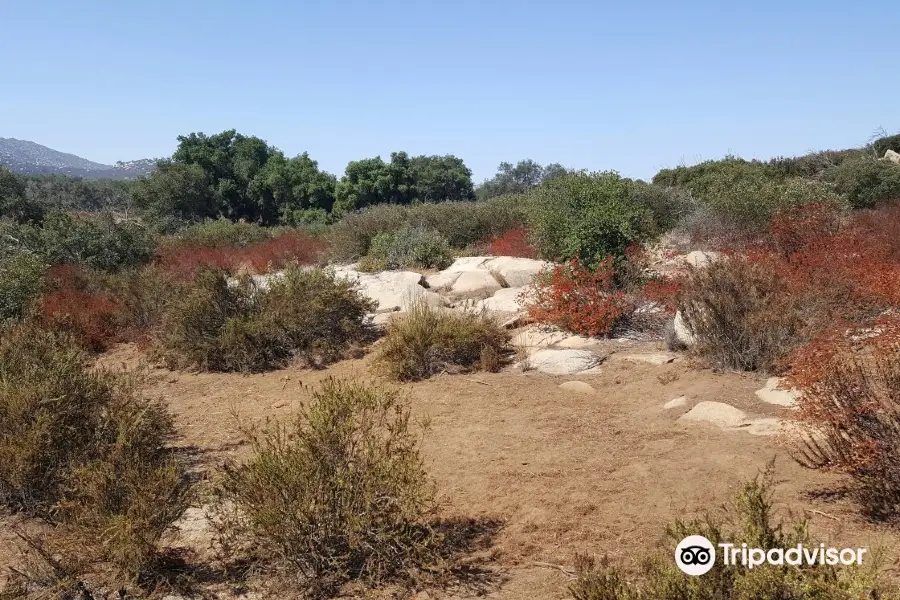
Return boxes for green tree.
[0,166,44,224]
[250,152,337,225]
[476,159,570,200]
[334,152,476,215]
[408,154,475,202]
[132,162,214,230]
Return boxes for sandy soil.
[4,340,900,599]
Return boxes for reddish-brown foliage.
[156,231,325,280]
[485,227,539,259]
[40,289,124,352]
[523,257,633,337]
[640,277,682,314]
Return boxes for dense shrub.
[327,196,526,262]
[824,156,900,209]
[40,288,124,352]
[788,315,900,522]
[375,299,510,381]
[701,175,845,230]
[168,218,273,247]
[873,133,900,158]
[527,172,656,265]
[359,226,453,271]
[0,252,47,322]
[525,258,634,337]
[215,378,439,596]
[679,257,813,372]
[0,322,188,582]
[156,230,325,280]
[485,226,539,258]
[569,470,886,599]
[0,212,153,273]
[156,265,374,372]
[627,182,696,233]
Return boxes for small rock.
[754,377,800,408]
[526,349,603,375]
[271,400,287,409]
[735,418,783,436]
[617,353,677,366]
[884,149,900,164]
[679,401,748,428]
[684,250,724,268]
[559,381,596,394]
[664,396,687,410]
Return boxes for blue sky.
[2,0,897,182]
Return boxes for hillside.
[0,137,156,179]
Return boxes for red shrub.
[40,289,124,352]
[156,231,325,280]
[486,227,538,259]
[640,277,682,314]
[523,257,633,336]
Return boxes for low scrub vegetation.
[375,299,510,381]
[788,316,900,522]
[526,257,635,337]
[0,251,46,322]
[156,229,325,280]
[156,265,374,372]
[569,469,888,599]
[526,172,657,266]
[484,226,539,258]
[358,225,453,272]
[326,196,526,262]
[214,378,442,597]
[0,322,188,585]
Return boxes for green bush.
[568,469,887,599]
[327,196,526,262]
[359,226,453,272]
[824,156,900,209]
[702,177,846,230]
[374,299,510,381]
[215,377,439,596]
[628,182,696,233]
[0,252,47,322]
[526,172,656,265]
[156,265,375,372]
[1,212,153,273]
[0,323,188,583]
[169,218,273,247]
[873,133,900,158]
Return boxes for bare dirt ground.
[4,339,900,599]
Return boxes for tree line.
[0,129,573,228]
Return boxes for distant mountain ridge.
[0,138,157,179]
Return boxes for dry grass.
[374,299,511,381]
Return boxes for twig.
[462,378,491,386]
[805,508,840,521]
[530,561,576,577]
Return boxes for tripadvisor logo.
[675,535,868,576]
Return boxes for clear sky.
[2,0,897,182]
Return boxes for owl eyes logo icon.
[675,535,716,575]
